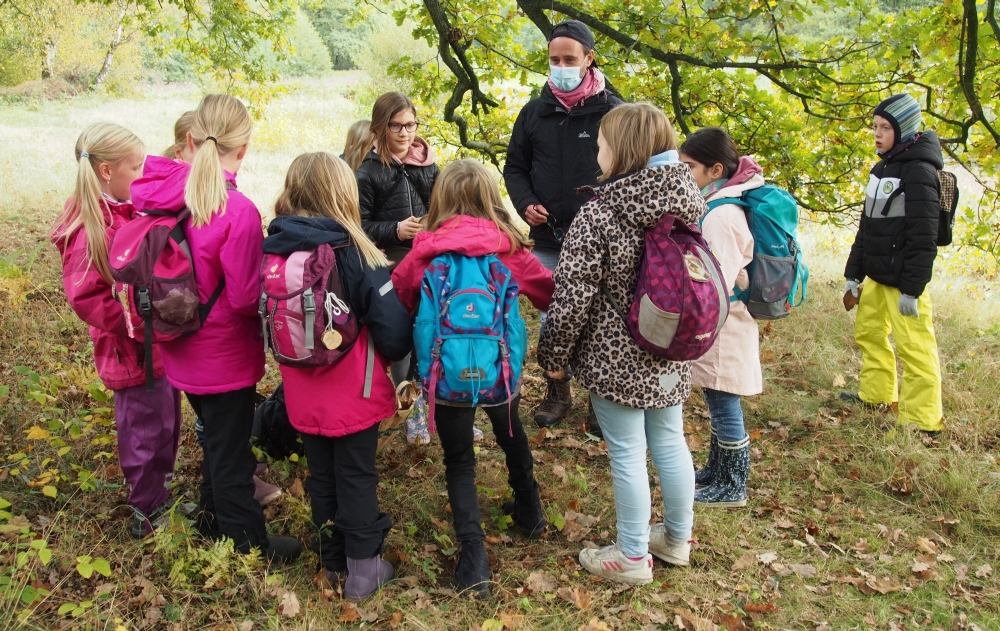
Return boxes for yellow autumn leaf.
[25,426,51,440]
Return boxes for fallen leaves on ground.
[525,571,557,594]
[556,586,591,609]
[278,591,300,618]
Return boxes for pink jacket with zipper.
[130,156,265,395]
[52,198,166,390]
[390,215,554,314]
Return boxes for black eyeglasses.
[388,122,419,133]
[546,215,564,243]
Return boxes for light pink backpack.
[259,243,360,367]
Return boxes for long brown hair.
[342,119,372,171]
[184,94,253,227]
[55,122,144,284]
[426,159,531,255]
[598,103,677,181]
[370,92,417,167]
[274,152,387,269]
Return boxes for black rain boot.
[694,435,749,508]
[694,427,719,488]
[585,400,602,438]
[534,376,573,428]
[454,540,491,599]
[502,481,548,539]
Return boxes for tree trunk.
[42,39,56,79]
[93,9,126,87]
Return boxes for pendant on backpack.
[322,330,342,350]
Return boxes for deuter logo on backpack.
[109,206,225,390]
[413,253,527,433]
[259,243,359,368]
[705,185,809,320]
[603,214,728,361]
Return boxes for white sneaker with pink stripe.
[578,543,653,585]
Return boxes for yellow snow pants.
[854,280,943,432]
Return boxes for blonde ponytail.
[55,122,144,285]
[274,152,388,269]
[184,95,252,227]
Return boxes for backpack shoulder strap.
[701,197,750,227]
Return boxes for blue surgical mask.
[550,65,584,91]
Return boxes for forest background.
[0,1,998,630]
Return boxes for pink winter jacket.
[391,215,554,314]
[52,198,166,390]
[130,156,265,395]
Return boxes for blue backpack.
[413,253,527,434]
[705,185,808,320]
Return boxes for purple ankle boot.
[345,555,394,600]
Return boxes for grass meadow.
[0,76,998,631]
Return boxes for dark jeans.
[436,398,536,544]
[186,387,268,553]
[300,425,391,571]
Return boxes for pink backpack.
[604,214,729,361]
[109,207,225,389]
[259,243,360,367]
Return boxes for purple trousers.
[113,377,182,515]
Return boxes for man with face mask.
[504,20,623,434]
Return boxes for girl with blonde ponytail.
[130,93,302,563]
[52,122,184,539]
[262,152,412,599]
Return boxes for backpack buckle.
[431,339,442,359]
[302,288,316,314]
[498,340,509,358]
[137,287,152,315]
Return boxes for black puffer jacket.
[356,148,439,250]
[504,84,623,251]
[845,131,943,297]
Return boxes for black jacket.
[355,150,439,250]
[263,216,412,362]
[845,131,943,297]
[503,84,623,251]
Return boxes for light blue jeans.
[590,393,694,558]
[702,388,746,443]
[532,248,561,338]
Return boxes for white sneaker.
[578,544,653,585]
[648,523,690,566]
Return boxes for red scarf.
[548,67,606,111]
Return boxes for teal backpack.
[704,185,808,320]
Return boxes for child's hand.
[545,369,566,380]
[397,216,424,240]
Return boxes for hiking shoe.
[534,376,573,428]
[648,524,690,566]
[694,436,749,508]
[130,504,171,539]
[839,391,891,412]
[694,428,719,488]
[266,536,303,564]
[254,476,282,506]
[501,481,547,539]
[586,400,603,438]
[578,543,653,585]
[454,541,491,599]
[345,555,394,600]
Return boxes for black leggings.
[435,398,536,544]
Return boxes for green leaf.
[0,497,10,510]
[38,548,52,565]
[91,558,112,577]
[42,485,57,498]
[76,562,93,579]
[58,603,75,616]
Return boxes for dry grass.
[1,79,998,631]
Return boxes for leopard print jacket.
[537,163,707,409]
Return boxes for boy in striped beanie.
[872,93,922,154]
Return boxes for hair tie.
[80,151,90,159]
[205,136,218,145]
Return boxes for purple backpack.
[259,243,360,367]
[604,214,728,361]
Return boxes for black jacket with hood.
[845,131,944,297]
[504,83,623,251]
[355,148,439,252]
[262,216,412,362]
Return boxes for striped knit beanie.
[873,94,922,147]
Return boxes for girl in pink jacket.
[391,159,554,598]
[130,94,300,563]
[52,123,182,539]
[680,128,764,508]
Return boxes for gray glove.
[898,293,919,318]
[844,279,860,299]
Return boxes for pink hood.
[391,215,554,313]
[130,156,266,395]
[725,156,763,190]
[373,136,436,167]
